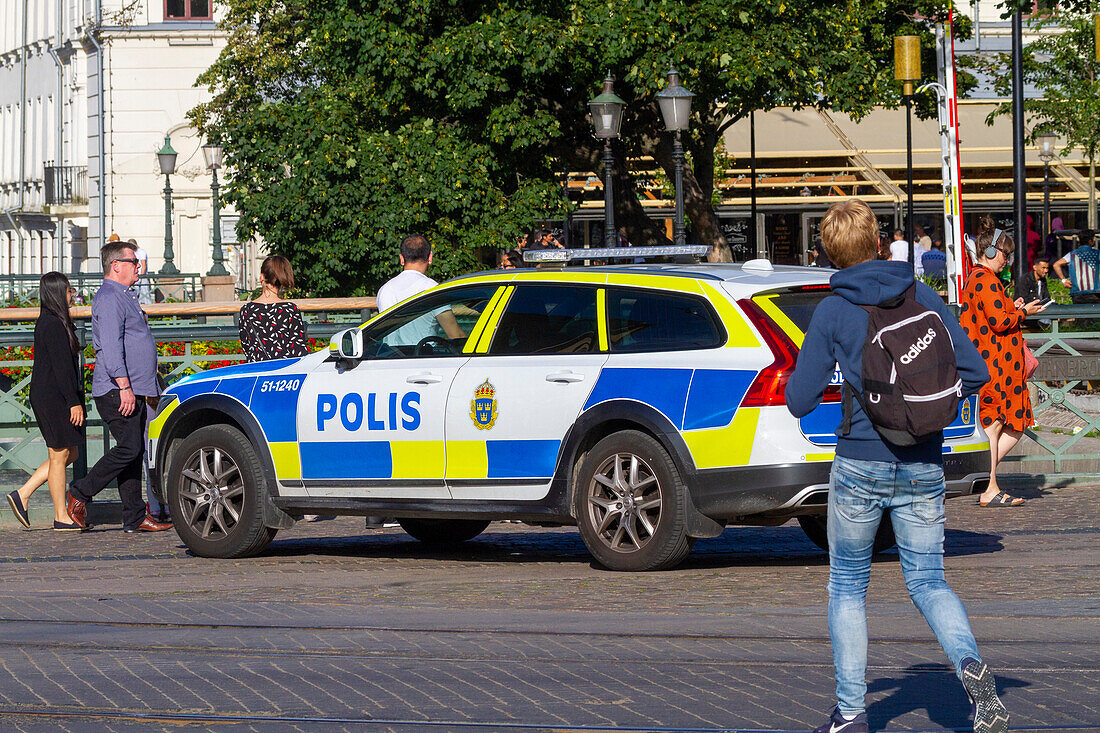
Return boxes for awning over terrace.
[567,101,1095,214]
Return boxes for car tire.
[397,518,490,546]
[166,424,277,558]
[796,514,897,555]
[574,430,694,572]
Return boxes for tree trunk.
[651,128,732,262]
[612,154,670,246]
[1090,158,1097,230]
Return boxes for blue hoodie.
[785,260,989,464]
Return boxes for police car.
[148,247,990,571]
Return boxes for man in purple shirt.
[67,242,172,533]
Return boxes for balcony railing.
[44,164,88,205]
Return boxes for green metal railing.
[1,272,203,305]
[1013,304,1100,482]
[1,304,1097,486]
[0,311,365,481]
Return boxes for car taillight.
[738,298,843,407]
[739,299,799,407]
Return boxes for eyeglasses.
[115,258,140,266]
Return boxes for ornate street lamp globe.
[656,67,694,132]
[156,136,178,175]
[1038,130,1058,162]
[589,74,625,139]
[202,142,224,171]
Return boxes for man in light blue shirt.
[67,242,171,533]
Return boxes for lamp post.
[657,67,694,247]
[156,135,180,275]
[202,142,229,277]
[895,36,920,272]
[1037,130,1058,247]
[588,74,625,248]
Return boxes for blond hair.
[820,199,879,269]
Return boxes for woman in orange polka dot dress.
[960,230,1049,507]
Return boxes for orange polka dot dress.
[959,266,1032,431]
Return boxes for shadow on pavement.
[866,663,1029,731]
[238,523,1006,567]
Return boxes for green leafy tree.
[559,0,969,260]
[191,0,569,295]
[965,10,1100,228]
[193,0,967,289]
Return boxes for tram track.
[1,625,1096,674]
[0,707,1097,732]
[2,616,1097,646]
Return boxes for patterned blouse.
[238,301,310,363]
[959,266,1031,431]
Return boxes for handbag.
[1023,344,1039,380]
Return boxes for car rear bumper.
[689,448,991,521]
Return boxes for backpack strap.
[841,380,874,437]
[841,382,853,436]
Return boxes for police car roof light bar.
[522,245,711,264]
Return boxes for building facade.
[1,0,252,294]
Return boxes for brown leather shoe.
[66,489,87,529]
[123,513,173,533]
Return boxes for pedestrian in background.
[961,230,1049,508]
[66,242,172,533]
[6,273,84,531]
[238,255,310,363]
[1052,229,1100,304]
[128,238,153,305]
[786,199,1006,733]
[1045,216,1065,262]
[1015,257,1051,304]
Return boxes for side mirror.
[329,328,364,361]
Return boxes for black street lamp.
[657,67,694,247]
[202,142,229,277]
[589,74,625,248]
[156,135,180,275]
[1038,130,1058,246]
[895,36,920,272]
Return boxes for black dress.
[30,311,84,449]
[238,301,310,362]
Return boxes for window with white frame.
[165,0,211,20]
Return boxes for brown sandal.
[979,491,1025,508]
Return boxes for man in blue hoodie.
[785,200,1006,733]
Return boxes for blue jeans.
[827,455,981,716]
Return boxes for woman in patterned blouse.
[238,256,310,363]
[959,231,1049,508]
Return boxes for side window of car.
[489,285,599,355]
[360,285,498,359]
[607,288,724,352]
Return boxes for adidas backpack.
[841,284,962,446]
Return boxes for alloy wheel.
[179,446,244,539]
[585,452,662,553]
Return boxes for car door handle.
[406,373,443,384]
[545,371,584,383]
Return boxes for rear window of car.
[757,289,831,338]
[607,288,724,353]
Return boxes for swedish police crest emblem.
[470,379,498,430]
[961,399,971,425]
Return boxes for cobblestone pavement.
[0,483,1097,732]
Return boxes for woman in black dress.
[238,255,310,362]
[6,273,84,530]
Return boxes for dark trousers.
[71,390,147,529]
[1071,292,1100,304]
